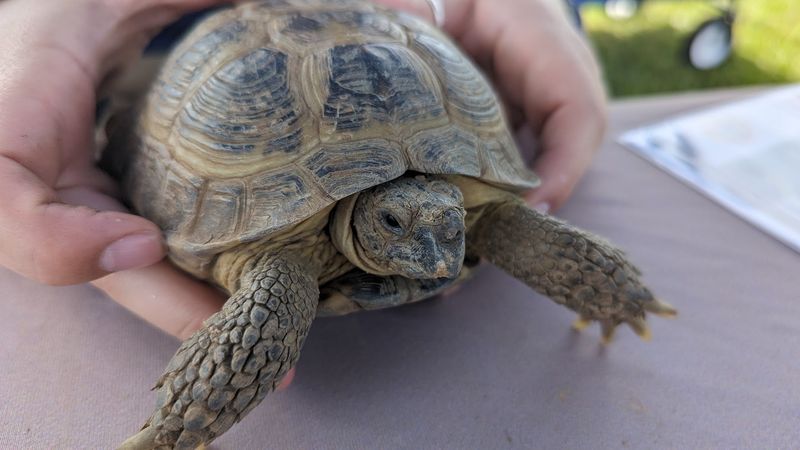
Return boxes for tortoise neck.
[211,231,342,294]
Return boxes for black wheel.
[604,0,642,20]
[685,17,734,70]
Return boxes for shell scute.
[405,126,481,177]
[177,48,300,157]
[481,133,539,189]
[148,16,249,139]
[322,43,443,134]
[243,168,327,234]
[159,162,204,233]
[191,181,245,246]
[410,32,502,130]
[302,139,406,199]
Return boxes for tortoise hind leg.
[467,199,676,342]
[119,254,319,449]
[317,269,469,316]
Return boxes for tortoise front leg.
[468,200,676,342]
[119,254,319,450]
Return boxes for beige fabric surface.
[2,87,799,449]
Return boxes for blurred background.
[571,0,800,97]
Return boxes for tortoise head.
[352,176,466,280]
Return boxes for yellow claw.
[627,317,652,341]
[645,298,678,318]
[600,320,617,345]
[600,334,615,345]
[638,327,652,341]
[572,317,592,331]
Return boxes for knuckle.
[0,234,79,286]
[29,246,83,286]
[25,221,98,286]
[573,94,608,143]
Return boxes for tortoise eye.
[381,212,404,235]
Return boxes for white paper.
[619,85,800,253]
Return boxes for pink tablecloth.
[2,87,798,449]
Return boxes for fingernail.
[100,232,164,272]
[534,202,551,214]
[277,368,296,391]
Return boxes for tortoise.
[104,0,676,448]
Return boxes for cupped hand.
[376,0,608,212]
[0,0,233,339]
[0,0,297,388]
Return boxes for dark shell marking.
[182,49,299,156]
[323,44,444,132]
[270,10,406,52]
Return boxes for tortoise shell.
[111,0,538,275]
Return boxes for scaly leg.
[119,254,319,449]
[468,200,676,342]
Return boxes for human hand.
[374,0,607,212]
[0,0,234,339]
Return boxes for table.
[2,87,798,449]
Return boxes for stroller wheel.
[605,0,641,20]
[685,17,733,70]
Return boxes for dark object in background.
[144,7,223,53]
[684,7,735,70]
[567,0,737,70]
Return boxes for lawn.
[580,0,800,97]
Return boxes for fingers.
[515,26,606,210]
[494,22,605,211]
[0,157,165,285]
[516,50,606,210]
[93,261,297,389]
[453,0,606,211]
[523,98,606,211]
[277,368,296,391]
[92,260,226,340]
[92,229,304,389]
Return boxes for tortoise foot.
[572,298,676,344]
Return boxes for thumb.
[0,159,165,286]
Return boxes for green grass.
[582,0,800,97]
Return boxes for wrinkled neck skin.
[332,175,467,280]
[211,205,352,294]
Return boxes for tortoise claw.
[644,298,678,318]
[600,319,618,345]
[572,313,659,343]
[571,316,592,331]
[626,316,652,341]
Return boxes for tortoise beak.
[434,261,453,278]
[416,226,463,279]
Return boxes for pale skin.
[0,0,606,387]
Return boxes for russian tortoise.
[105,0,676,448]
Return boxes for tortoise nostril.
[444,227,461,241]
[441,209,464,241]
